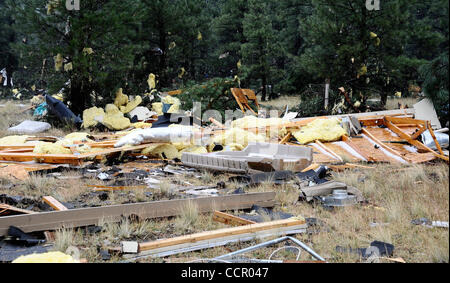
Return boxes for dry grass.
[259,96,302,111]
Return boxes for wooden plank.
[43,196,68,211]
[0,193,276,236]
[138,218,305,252]
[341,136,372,162]
[315,140,344,162]
[410,125,427,140]
[124,225,306,260]
[279,133,292,144]
[427,122,445,156]
[213,211,256,227]
[362,128,410,163]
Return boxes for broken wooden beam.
[213,211,256,227]
[0,193,276,236]
[43,196,68,211]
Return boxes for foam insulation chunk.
[231,116,287,138]
[114,88,129,108]
[99,104,131,130]
[54,54,63,72]
[212,128,266,150]
[141,144,180,160]
[0,135,30,145]
[292,118,347,145]
[152,103,163,116]
[132,122,152,129]
[33,142,71,155]
[82,107,105,129]
[12,252,79,263]
[62,133,93,144]
[148,73,156,90]
[120,96,142,114]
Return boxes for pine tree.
[7,0,141,114]
[241,0,276,101]
[299,0,413,108]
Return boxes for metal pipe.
[214,236,290,260]
[287,237,327,262]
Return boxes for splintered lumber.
[43,196,68,211]
[0,204,36,216]
[0,193,275,236]
[213,211,256,227]
[138,218,306,252]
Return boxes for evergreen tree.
[299,0,413,108]
[241,0,277,101]
[213,0,248,78]
[7,0,141,114]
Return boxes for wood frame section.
[384,117,448,163]
[0,193,276,236]
[138,218,305,252]
[314,140,344,162]
[361,128,409,163]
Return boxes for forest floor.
[0,99,448,263]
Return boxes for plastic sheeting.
[8,120,51,135]
[45,95,82,125]
[422,131,449,150]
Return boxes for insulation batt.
[292,118,347,145]
[12,252,79,263]
[114,127,195,148]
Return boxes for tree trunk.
[158,22,167,87]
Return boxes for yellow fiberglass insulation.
[82,107,105,129]
[0,136,30,145]
[180,145,208,155]
[120,96,142,114]
[13,252,79,263]
[33,142,72,155]
[141,144,180,160]
[132,122,152,129]
[162,96,181,114]
[54,53,63,72]
[61,133,93,144]
[231,116,287,138]
[152,102,163,116]
[102,104,131,131]
[114,88,129,108]
[212,128,265,150]
[291,118,347,145]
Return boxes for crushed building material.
[182,142,313,174]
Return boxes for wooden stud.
[43,196,68,211]
[138,218,305,252]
